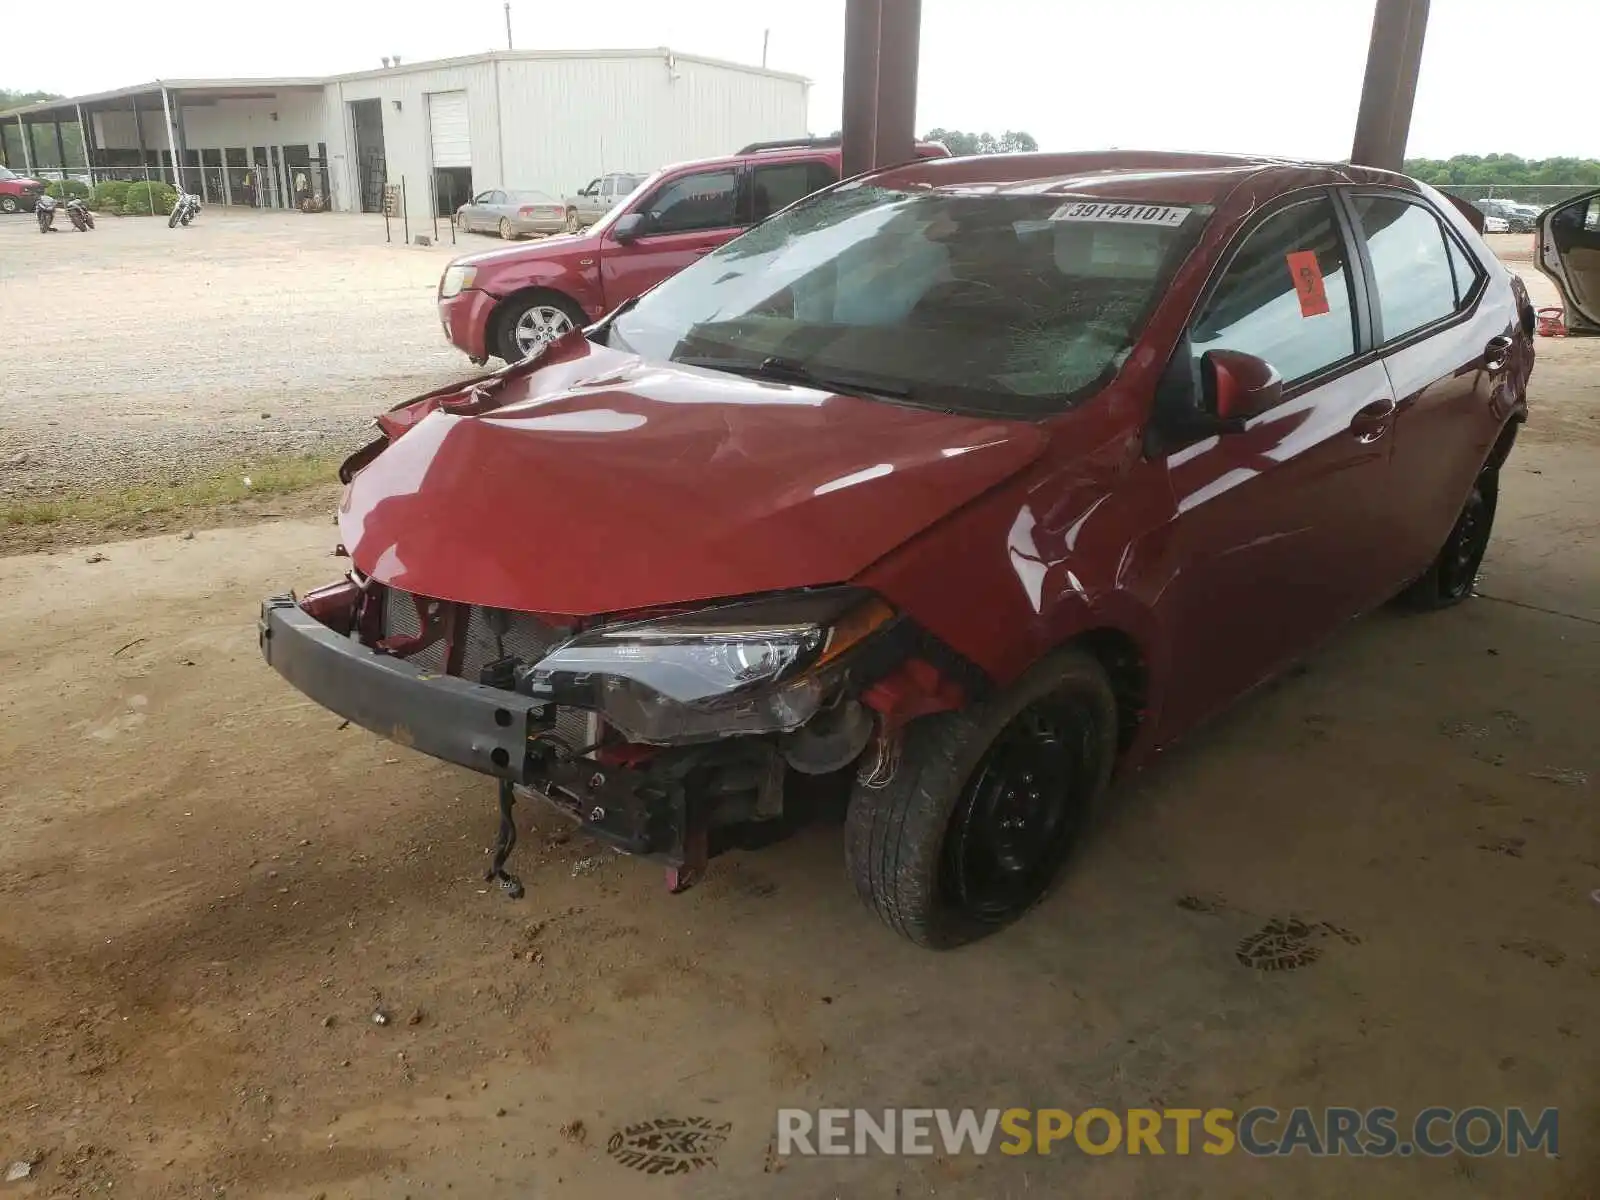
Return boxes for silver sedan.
[455,189,568,239]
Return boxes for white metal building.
[0,49,810,224]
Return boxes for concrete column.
[1351,0,1430,171]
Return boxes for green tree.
[1,89,63,108]
[1401,153,1600,185]
[922,128,1039,156]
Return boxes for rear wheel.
[498,217,515,241]
[844,648,1118,948]
[1399,469,1498,610]
[495,291,587,361]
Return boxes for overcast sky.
[2,0,1594,160]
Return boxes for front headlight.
[439,264,477,299]
[522,589,894,744]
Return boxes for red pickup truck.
[437,137,951,363]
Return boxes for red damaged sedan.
[261,151,1534,947]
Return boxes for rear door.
[599,165,746,308]
[1345,191,1513,579]
[743,157,841,224]
[1537,189,1600,335]
[1158,191,1399,737]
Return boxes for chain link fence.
[1437,184,1595,210]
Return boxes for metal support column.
[132,93,148,170]
[159,86,181,189]
[1350,0,1430,171]
[841,0,922,177]
[874,0,921,170]
[18,115,33,174]
[76,103,93,186]
[840,0,881,179]
[53,117,67,179]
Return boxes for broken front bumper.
[257,594,706,871]
[258,595,530,781]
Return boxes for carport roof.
[0,79,327,122]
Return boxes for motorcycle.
[35,194,58,233]
[168,191,201,228]
[66,198,95,232]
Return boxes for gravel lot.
[0,209,476,497]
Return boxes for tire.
[1398,468,1499,610]
[564,208,581,233]
[498,217,515,241]
[181,213,192,226]
[495,291,587,362]
[0,196,18,214]
[168,210,181,228]
[844,647,1119,948]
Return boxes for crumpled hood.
[340,342,1047,616]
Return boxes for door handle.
[693,247,713,257]
[1483,334,1514,372]
[1349,397,1397,443]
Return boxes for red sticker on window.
[1285,250,1330,317]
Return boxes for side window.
[643,169,739,234]
[582,177,601,196]
[1191,196,1358,386]
[1351,196,1460,341]
[807,161,841,195]
[472,191,494,204]
[1444,235,1482,307]
[749,162,825,223]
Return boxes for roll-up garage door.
[427,91,471,168]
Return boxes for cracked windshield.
[607,185,1210,416]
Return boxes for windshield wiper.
[674,354,914,401]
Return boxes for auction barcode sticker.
[1051,201,1191,227]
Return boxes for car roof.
[645,139,946,181]
[862,150,1419,206]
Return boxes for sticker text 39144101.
[1051,201,1191,227]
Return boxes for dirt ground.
[0,238,1596,1199]
[0,210,473,498]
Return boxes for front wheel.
[844,648,1118,948]
[168,209,181,228]
[495,292,586,361]
[0,196,19,214]
[564,208,581,233]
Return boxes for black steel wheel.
[845,647,1118,948]
[1399,469,1498,610]
[940,695,1099,923]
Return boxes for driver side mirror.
[1201,349,1283,428]
[612,212,648,242]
